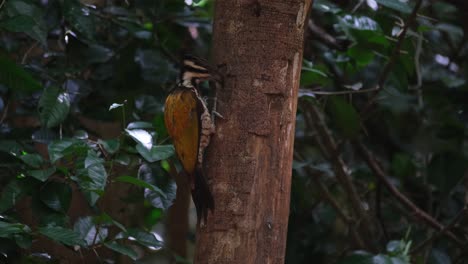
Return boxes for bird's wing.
[164,88,201,174]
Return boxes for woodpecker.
[164,55,218,223]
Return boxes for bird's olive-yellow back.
[164,88,200,174]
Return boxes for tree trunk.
[195,1,312,263]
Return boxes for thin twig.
[304,101,376,250]
[0,100,9,124]
[21,41,39,64]
[310,86,379,95]
[411,205,468,254]
[0,0,5,10]
[355,141,465,247]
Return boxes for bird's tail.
[191,168,215,224]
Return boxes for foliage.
[290,0,468,263]
[0,0,211,262]
[1,0,468,263]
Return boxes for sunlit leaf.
[126,129,153,149]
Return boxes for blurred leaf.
[109,103,124,111]
[47,139,76,163]
[4,0,47,45]
[84,44,114,64]
[104,241,138,260]
[136,144,174,163]
[116,228,162,249]
[84,149,108,192]
[27,167,56,182]
[428,152,467,195]
[126,129,153,150]
[347,46,375,67]
[0,54,42,93]
[73,130,89,140]
[74,216,108,246]
[0,16,36,32]
[39,226,85,247]
[115,176,166,197]
[328,96,360,139]
[19,153,43,168]
[135,95,163,114]
[0,180,23,213]
[375,0,412,14]
[115,153,131,166]
[38,86,71,128]
[0,221,29,238]
[98,139,120,154]
[39,181,72,212]
[391,153,415,179]
[139,164,176,210]
[64,1,95,40]
[340,15,380,31]
[14,232,32,248]
[127,121,153,129]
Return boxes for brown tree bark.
[195,1,312,263]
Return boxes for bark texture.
[195,1,312,263]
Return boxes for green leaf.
[14,233,32,248]
[38,86,71,128]
[428,153,467,195]
[73,130,89,140]
[0,54,42,93]
[116,229,162,249]
[39,226,85,247]
[328,97,360,139]
[0,221,29,238]
[136,144,175,163]
[84,149,107,191]
[126,129,153,149]
[0,180,23,213]
[27,167,57,182]
[64,1,96,40]
[115,153,131,166]
[19,153,44,168]
[94,213,127,232]
[27,167,56,182]
[74,216,108,246]
[115,176,166,197]
[48,139,76,163]
[104,241,138,260]
[127,121,153,129]
[109,103,124,111]
[375,0,412,14]
[139,164,176,210]
[4,0,47,45]
[391,153,415,179]
[0,15,36,32]
[39,181,72,212]
[347,46,375,67]
[98,139,120,154]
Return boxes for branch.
[354,141,465,247]
[303,101,377,250]
[361,0,424,113]
[411,205,467,254]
